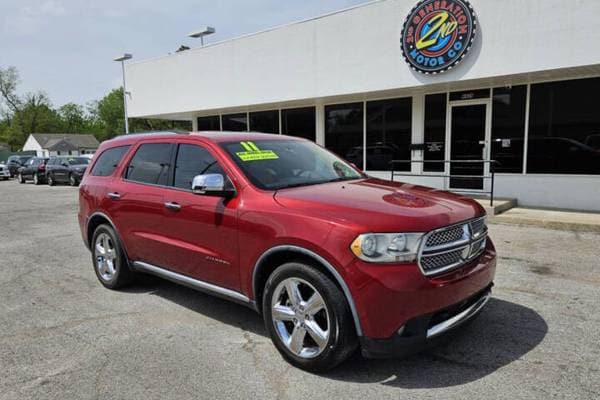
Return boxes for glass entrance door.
[449,104,488,190]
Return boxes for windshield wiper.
[275,177,358,190]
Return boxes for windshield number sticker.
[236,141,279,162]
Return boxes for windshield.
[221,139,364,190]
[65,157,90,165]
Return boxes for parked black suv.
[46,156,90,186]
[17,157,49,185]
[7,155,33,177]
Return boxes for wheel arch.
[252,245,363,336]
[86,212,129,259]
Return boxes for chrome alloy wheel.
[94,233,117,281]
[271,277,330,359]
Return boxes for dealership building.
[126,0,600,212]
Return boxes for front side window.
[174,144,225,189]
[91,146,130,177]
[221,139,363,190]
[66,157,90,165]
[126,143,174,185]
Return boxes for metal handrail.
[389,159,500,207]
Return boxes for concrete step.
[472,197,518,216]
[490,207,600,233]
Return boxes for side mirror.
[192,174,235,198]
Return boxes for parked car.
[6,155,33,177]
[79,132,496,371]
[0,162,10,180]
[17,157,49,184]
[46,156,91,186]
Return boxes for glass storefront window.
[281,107,316,141]
[491,86,527,173]
[325,103,364,167]
[249,110,279,134]
[197,115,220,131]
[528,78,600,175]
[222,113,248,132]
[424,94,447,172]
[366,98,412,171]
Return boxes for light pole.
[113,53,133,134]
[188,26,216,46]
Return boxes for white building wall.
[22,135,43,156]
[126,0,600,118]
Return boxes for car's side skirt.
[132,261,252,307]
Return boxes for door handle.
[107,192,121,200]
[164,202,181,211]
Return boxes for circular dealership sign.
[401,0,477,74]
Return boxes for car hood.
[273,178,485,232]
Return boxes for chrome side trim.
[252,245,363,337]
[426,291,491,339]
[133,261,250,304]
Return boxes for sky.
[0,0,366,108]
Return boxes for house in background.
[22,134,100,157]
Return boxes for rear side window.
[126,143,174,185]
[174,144,225,189]
[91,146,131,177]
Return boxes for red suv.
[78,132,496,371]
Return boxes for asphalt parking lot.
[1,180,599,400]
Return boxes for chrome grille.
[419,217,488,276]
[425,225,465,247]
[421,248,465,272]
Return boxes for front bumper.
[360,284,492,358]
[0,170,9,178]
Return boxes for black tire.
[69,173,78,187]
[91,224,134,289]
[262,262,358,372]
[47,174,55,186]
[33,173,41,185]
[18,173,25,184]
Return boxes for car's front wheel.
[33,173,40,185]
[18,173,25,184]
[91,224,133,289]
[263,262,357,371]
[47,174,55,186]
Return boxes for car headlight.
[350,233,424,263]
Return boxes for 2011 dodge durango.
[78,132,496,371]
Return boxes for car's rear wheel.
[18,173,25,184]
[263,262,357,371]
[33,173,40,185]
[47,174,55,186]
[91,224,133,289]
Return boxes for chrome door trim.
[132,261,250,304]
[252,245,363,337]
[427,291,491,339]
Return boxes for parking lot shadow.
[125,275,267,336]
[325,298,548,388]
[126,278,547,387]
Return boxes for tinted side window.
[91,146,131,177]
[126,143,174,185]
[174,144,225,189]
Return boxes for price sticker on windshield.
[236,141,279,161]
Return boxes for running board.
[132,261,250,305]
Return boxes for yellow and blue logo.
[401,0,477,74]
